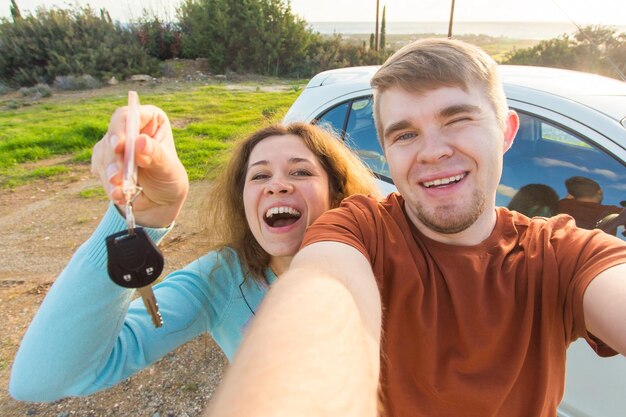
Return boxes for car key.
[104,91,165,328]
[106,227,165,327]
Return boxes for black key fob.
[106,227,164,288]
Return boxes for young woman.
[9,104,379,401]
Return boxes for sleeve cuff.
[83,202,175,269]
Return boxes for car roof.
[299,64,626,127]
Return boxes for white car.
[284,65,626,417]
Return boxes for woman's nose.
[265,178,294,195]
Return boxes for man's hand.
[91,104,189,228]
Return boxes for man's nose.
[417,131,453,163]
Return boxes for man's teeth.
[265,206,301,218]
[423,174,465,188]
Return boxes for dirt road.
[0,164,226,417]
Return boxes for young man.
[205,39,626,417]
[557,175,622,232]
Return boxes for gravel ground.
[0,164,228,417]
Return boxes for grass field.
[0,79,303,188]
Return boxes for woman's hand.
[91,104,189,228]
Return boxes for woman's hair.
[507,183,559,218]
[202,122,379,281]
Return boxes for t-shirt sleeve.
[301,194,378,263]
[551,215,626,356]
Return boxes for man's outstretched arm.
[583,263,626,355]
[204,242,382,417]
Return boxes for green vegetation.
[1,0,388,87]
[0,82,302,188]
[503,25,626,80]
[78,186,107,199]
[0,5,158,87]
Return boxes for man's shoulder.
[340,192,403,214]
[499,207,580,236]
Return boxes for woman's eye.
[292,169,312,177]
[250,173,269,181]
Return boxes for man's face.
[378,84,518,242]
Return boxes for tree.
[374,0,379,51]
[177,0,316,76]
[10,0,22,21]
[379,5,386,52]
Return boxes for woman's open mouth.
[264,206,302,228]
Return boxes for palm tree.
[448,0,456,38]
[375,0,380,51]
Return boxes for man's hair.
[370,38,508,146]
[565,176,602,200]
[202,122,379,281]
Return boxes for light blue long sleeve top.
[10,204,276,402]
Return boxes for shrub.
[53,74,102,91]
[503,25,626,80]
[0,6,158,87]
[18,83,52,99]
[0,82,12,95]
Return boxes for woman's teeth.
[264,206,302,227]
[265,206,301,218]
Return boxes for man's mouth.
[422,173,466,188]
[264,206,302,227]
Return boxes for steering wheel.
[596,209,626,236]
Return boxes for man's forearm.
[204,268,381,416]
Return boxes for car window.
[345,98,390,178]
[316,101,350,135]
[501,111,626,239]
[316,97,390,179]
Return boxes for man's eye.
[397,132,416,141]
[447,117,471,125]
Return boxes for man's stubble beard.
[411,189,486,234]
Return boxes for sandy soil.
[0,164,227,417]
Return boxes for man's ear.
[502,110,519,154]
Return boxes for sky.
[1,0,626,25]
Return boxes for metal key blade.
[138,286,163,328]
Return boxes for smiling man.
[205,39,626,417]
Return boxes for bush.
[503,25,626,80]
[18,83,52,99]
[177,0,318,76]
[53,74,102,90]
[133,16,182,60]
[0,6,159,87]
[0,82,12,95]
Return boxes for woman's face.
[243,134,331,268]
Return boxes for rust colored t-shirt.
[302,193,625,417]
